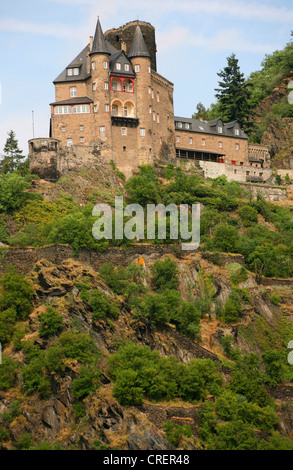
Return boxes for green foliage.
[22,358,51,398]
[215,53,253,129]
[125,164,160,206]
[269,294,281,306]
[55,330,99,363]
[0,173,31,212]
[83,288,120,321]
[0,130,27,174]
[0,356,18,390]
[38,307,64,338]
[72,364,101,401]
[262,350,286,387]
[213,225,240,253]
[0,216,9,243]
[151,257,179,290]
[163,421,192,447]
[15,433,34,450]
[238,205,258,227]
[109,342,222,405]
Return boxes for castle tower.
[128,25,155,160]
[89,18,112,147]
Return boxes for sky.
[1,0,293,155]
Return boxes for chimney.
[89,36,93,51]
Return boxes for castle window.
[54,105,72,115]
[80,137,84,143]
[189,137,193,144]
[111,78,122,92]
[103,61,108,69]
[148,66,151,73]
[105,104,109,112]
[67,67,79,76]
[123,146,126,151]
[176,136,180,143]
[121,128,127,136]
[94,104,98,113]
[100,126,105,135]
[234,129,240,136]
[149,106,152,114]
[93,83,97,91]
[219,141,223,149]
[140,128,145,137]
[153,111,156,121]
[116,62,121,71]
[62,127,66,133]
[124,64,130,72]
[148,86,151,94]
[151,89,154,99]
[67,138,73,147]
[157,113,160,123]
[70,87,76,97]
[157,92,160,102]
[236,143,239,151]
[184,123,189,130]
[202,139,206,146]
[92,62,96,70]
[124,106,128,117]
[73,104,90,114]
[135,65,140,73]
[177,122,182,128]
[80,125,84,132]
[104,82,109,90]
[218,126,222,133]
[112,105,118,116]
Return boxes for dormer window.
[116,63,121,71]
[184,123,190,130]
[124,64,130,72]
[218,126,222,133]
[67,67,79,76]
[234,129,239,136]
[177,122,182,128]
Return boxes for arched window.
[111,78,122,92]
[112,100,123,116]
[123,101,135,118]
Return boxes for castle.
[29,18,271,182]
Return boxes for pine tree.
[1,130,27,174]
[215,53,252,130]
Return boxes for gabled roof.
[128,24,151,59]
[110,50,135,77]
[174,116,248,139]
[53,44,91,84]
[90,18,110,56]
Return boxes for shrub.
[56,330,99,363]
[22,358,51,398]
[0,174,31,212]
[213,225,240,253]
[238,205,258,227]
[86,289,120,321]
[163,421,192,447]
[0,265,34,320]
[72,364,101,401]
[269,294,281,306]
[0,356,18,390]
[38,307,64,338]
[151,257,179,290]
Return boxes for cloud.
[157,27,281,54]
[0,18,74,38]
[42,0,293,24]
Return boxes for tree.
[215,53,252,129]
[0,130,27,174]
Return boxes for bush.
[238,205,258,227]
[213,225,240,253]
[38,307,64,338]
[0,174,31,212]
[0,356,18,390]
[55,330,99,363]
[86,289,120,321]
[151,257,179,290]
[22,358,51,398]
[163,421,192,447]
[0,265,34,320]
[72,364,101,401]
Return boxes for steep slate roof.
[128,24,151,59]
[109,50,135,77]
[174,116,248,139]
[53,44,91,84]
[90,18,110,56]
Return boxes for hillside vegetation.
[0,163,292,450]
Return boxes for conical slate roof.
[90,18,110,55]
[128,25,151,59]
